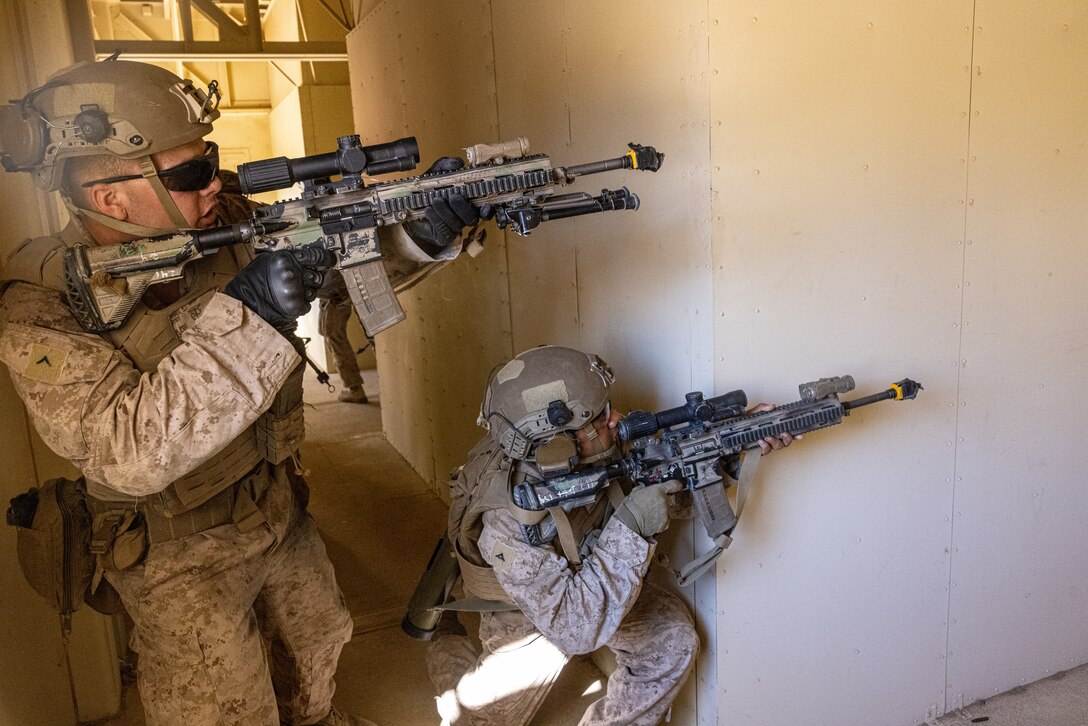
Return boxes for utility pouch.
[100,510,148,571]
[6,477,97,633]
[256,364,306,465]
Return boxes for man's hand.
[613,480,684,538]
[225,246,335,330]
[405,157,480,255]
[748,402,801,454]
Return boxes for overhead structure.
[73,0,349,61]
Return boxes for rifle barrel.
[842,378,923,411]
[841,390,896,411]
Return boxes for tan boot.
[338,385,368,404]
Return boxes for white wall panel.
[948,2,1088,708]
[711,3,971,723]
[491,4,717,722]
[347,1,1088,723]
[350,1,510,485]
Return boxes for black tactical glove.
[225,246,336,331]
[405,156,480,256]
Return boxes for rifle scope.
[618,389,748,441]
[237,135,420,195]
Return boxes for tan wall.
[0,3,126,722]
[349,1,1088,724]
[0,6,288,722]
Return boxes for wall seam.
[487,0,515,360]
[700,2,715,724]
[943,0,978,713]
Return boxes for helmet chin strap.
[579,443,618,466]
[577,422,619,465]
[136,156,191,229]
[62,195,175,238]
[63,155,191,239]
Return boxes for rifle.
[62,135,664,335]
[511,375,923,586]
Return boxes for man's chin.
[196,210,219,229]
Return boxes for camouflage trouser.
[106,470,354,726]
[318,297,363,390]
[427,582,699,725]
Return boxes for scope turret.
[618,389,747,441]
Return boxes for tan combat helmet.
[478,346,615,468]
[0,57,220,231]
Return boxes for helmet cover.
[479,345,614,460]
[0,58,220,191]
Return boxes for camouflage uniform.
[0,191,353,726]
[317,272,364,391]
[427,438,699,726]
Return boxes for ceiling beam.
[93,39,347,61]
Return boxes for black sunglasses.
[81,141,220,192]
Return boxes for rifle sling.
[733,446,762,522]
[436,597,520,613]
[658,449,763,587]
[547,505,581,567]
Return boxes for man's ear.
[85,184,131,220]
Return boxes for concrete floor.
[299,370,603,725]
[929,665,1088,726]
[87,367,1088,725]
